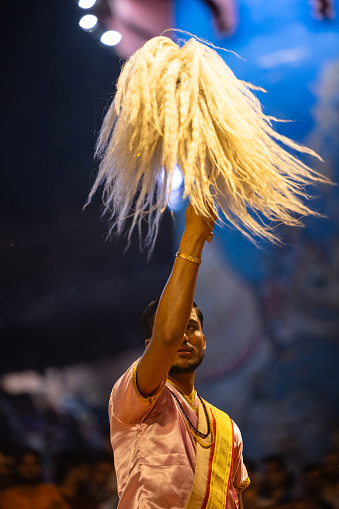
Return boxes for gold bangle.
[176,252,202,265]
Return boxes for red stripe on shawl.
[201,409,217,509]
[224,419,234,508]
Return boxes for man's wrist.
[182,227,209,244]
[179,229,206,259]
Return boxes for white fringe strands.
[87,35,331,252]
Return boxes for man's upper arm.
[109,360,165,424]
[136,336,181,397]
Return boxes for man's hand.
[184,202,216,243]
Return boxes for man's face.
[17,453,42,484]
[169,308,206,375]
[264,461,286,489]
[0,452,14,487]
[91,461,114,488]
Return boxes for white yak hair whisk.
[86,34,330,252]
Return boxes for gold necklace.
[166,379,198,413]
[167,381,215,449]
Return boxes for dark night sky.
[0,0,174,374]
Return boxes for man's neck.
[167,372,195,396]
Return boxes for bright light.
[79,14,97,30]
[100,31,122,46]
[160,165,185,211]
[171,165,184,191]
[78,0,96,8]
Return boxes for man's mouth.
[177,347,193,356]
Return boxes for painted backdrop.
[174,0,339,465]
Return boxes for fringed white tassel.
[86,35,331,252]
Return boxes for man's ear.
[203,335,206,351]
[145,339,151,348]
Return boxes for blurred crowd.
[0,390,338,508]
[243,452,339,509]
[1,445,338,509]
[0,389,118,509]
[0,446,119,509]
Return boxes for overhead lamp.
[79,14,98,30]
[100,30,122,46]
[78,0,97,8]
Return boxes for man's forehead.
[189,308,199,321]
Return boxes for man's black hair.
[53,450,91,484]
[91,450,114,466]
[142,298,204,339]
[16,447,42,464]
[302,462,320,474]
[263,454,286,470]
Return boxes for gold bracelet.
[176,252,202,265]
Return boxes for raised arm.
[136,203,214,397]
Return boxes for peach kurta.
[109,360,248,509]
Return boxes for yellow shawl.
[185,401,241,509]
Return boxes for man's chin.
[169,364,196,375]
[169,355,204,375]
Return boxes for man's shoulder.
[113,359,140,389]
[109,359,169,425]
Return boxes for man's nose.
[182,334,188,344]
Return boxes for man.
[55,450,99,509]
[109,203,250,508]
[0,446,14,491]
[258,455,294,506]
[0,447,68,509]
[89,451,119,509]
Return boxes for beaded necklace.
[167,379,198,413]
[167,380,215,449]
